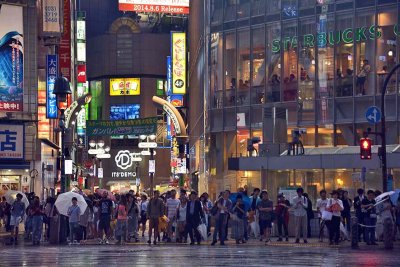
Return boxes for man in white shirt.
[316,189,329,242]
[292,187,308,244]
[166,189,180,242]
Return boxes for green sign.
[272,24,400,53]
[87,117,157,136]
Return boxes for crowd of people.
[0,186,399,247]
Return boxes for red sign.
[59,0,71,81]
[77,64,86,83]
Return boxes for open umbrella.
[95,189,116,201]
[4,190,29,208]
[229,193,251,211]
[375,191,395,203]
[55,192,87,216]
[390,189,400,204]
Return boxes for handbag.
[197,223,208,241]
[322,200,333,221]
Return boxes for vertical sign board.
[42,0,61,34]
[46,55,58,118]
[166,56,172,140]
[0,5,24,112]
[59,0,71,81]
[171,32,186,95]
[0,124,24,160]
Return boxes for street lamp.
[53,75,72,193]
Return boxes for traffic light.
[360,138,372,160]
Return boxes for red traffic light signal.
[360,138,372,160]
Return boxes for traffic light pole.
[380,64,400,192]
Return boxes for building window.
[211,0,224,26]
[224,0,236,22]
[251,27,266,105]
[266,0,281,15]
[224,32,237,107]
[237,0,251,19]
[266,23,281,102]
[282,0,297,19]
[282,22,298,102]
[237,30,250,106]
[251,0,265,17]
[211,33,223,108]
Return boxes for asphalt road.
[0,242,398,267]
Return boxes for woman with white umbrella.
[67,197,81,245]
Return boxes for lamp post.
[88,139,111,189]
[53,76,72,193]
[139,134,157,197]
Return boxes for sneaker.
[153,240,157,245]
[285,237,289,242]
[147,240,151,245]
[98,239,103,245]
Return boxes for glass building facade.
[201,0,400,202]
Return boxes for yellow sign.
[172,32,186,94]
[110,78,140,96]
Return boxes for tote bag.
[322,199,333,221]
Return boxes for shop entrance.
[0,175,20,191]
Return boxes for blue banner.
[46,55,58,118]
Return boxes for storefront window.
[237,30,250,106]
[317,126,334,147]
[237,0,250,19]
[211,0,223,26]
[211,32,223,108]
[266,23,281,102]
[282,23,298,102]
[335,13,354,97]
[377,10,397,94]
[237,129,250,157]
[251,27,266,105]
[287,126,315,147]
[237,107,250,129]
[355,12,375,96]
[224,0,236,22]
[251,106,263,129]
[251,0,265,17]
[335,124,354,146]
[224,32,236,107]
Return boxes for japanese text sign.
[86,117,157,136]
[46,55,58,118]
[0,124,24,160]
[171,32,186,94]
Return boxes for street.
[0,241,398,267]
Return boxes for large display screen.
[119,0,189,14]
[110,104,140,120]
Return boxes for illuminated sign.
[77,20,86,41]
[167,56,172,96]
[77,64,86,83]
[156,79,166,96]
[110,78,140,96]
[0,124,24,160]
[171,32,186,94]
[59,0,71,80]
[119,0,189,14]
[38,106,50,139]
[110,104,140,120]
[42,0,61,34]
[77,42,86,62]
[170,95,183,107]
[271,24,400,53]
[46,55,58,118]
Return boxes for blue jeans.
[31,216,43,242]
[364,217,377,243]
[69,222,79,242]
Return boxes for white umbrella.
[55,192,87,216]
[4,190,29,208]
[375,191,395,203]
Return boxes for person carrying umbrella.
[67,197,81,245]
[10,193,25,245]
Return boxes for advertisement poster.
[46,55,58,118]
[0,124,24,160]
[86,117,157,136]
[110,104,140,120]
[110,78,140,96]
[171,32,186,94]
[119,0,189,14]
[59,0,71,81]
[0,5,24,112]
[42,0,61,34]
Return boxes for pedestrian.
[186,191,205,245]
[139,194,148,238]
[211,190,232,246]
[147,190,164,245]
[115,194,128,245]
[341,191,352,235]
[86,199,95,239]
[67,197,81,245]
[292,187,308,244]
[200,193,213,237]
[361,190,378,245]
[249,188,261,239]
[231,194,245,244]
[303,193,314,238]
[316,190,329,242]
[326,190,344,245]
[10,193,26,245]
[127,194,140,242]
[166,189,180,242]
[275,193,290,242]
[176,195,188,243]
[395,196,400,240]
[1,196,11,232]
[98,191,113,244]
[257,191,274,245]
[354,188,365,242]
[30,196,44,245]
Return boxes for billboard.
[119,0,189,14]
[110,78,140,96]
[59,0,71,80]
[0,5,24,112]
[42,0,61,34]
[171,32,186,95]
[46,55,58,118]
[0,124,24,160]
[110,104,140,120]
[87,117,157,136]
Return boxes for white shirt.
[316,198,329,218]
[220,199,227,214]
[292,196,308,217]
[140,200,148,213]
[178,203,187,222]
[326,199,344,217]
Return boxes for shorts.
[98,215,111,233]
[10,215,22,226]
[259,219,272,230]
[149,217,159,232]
